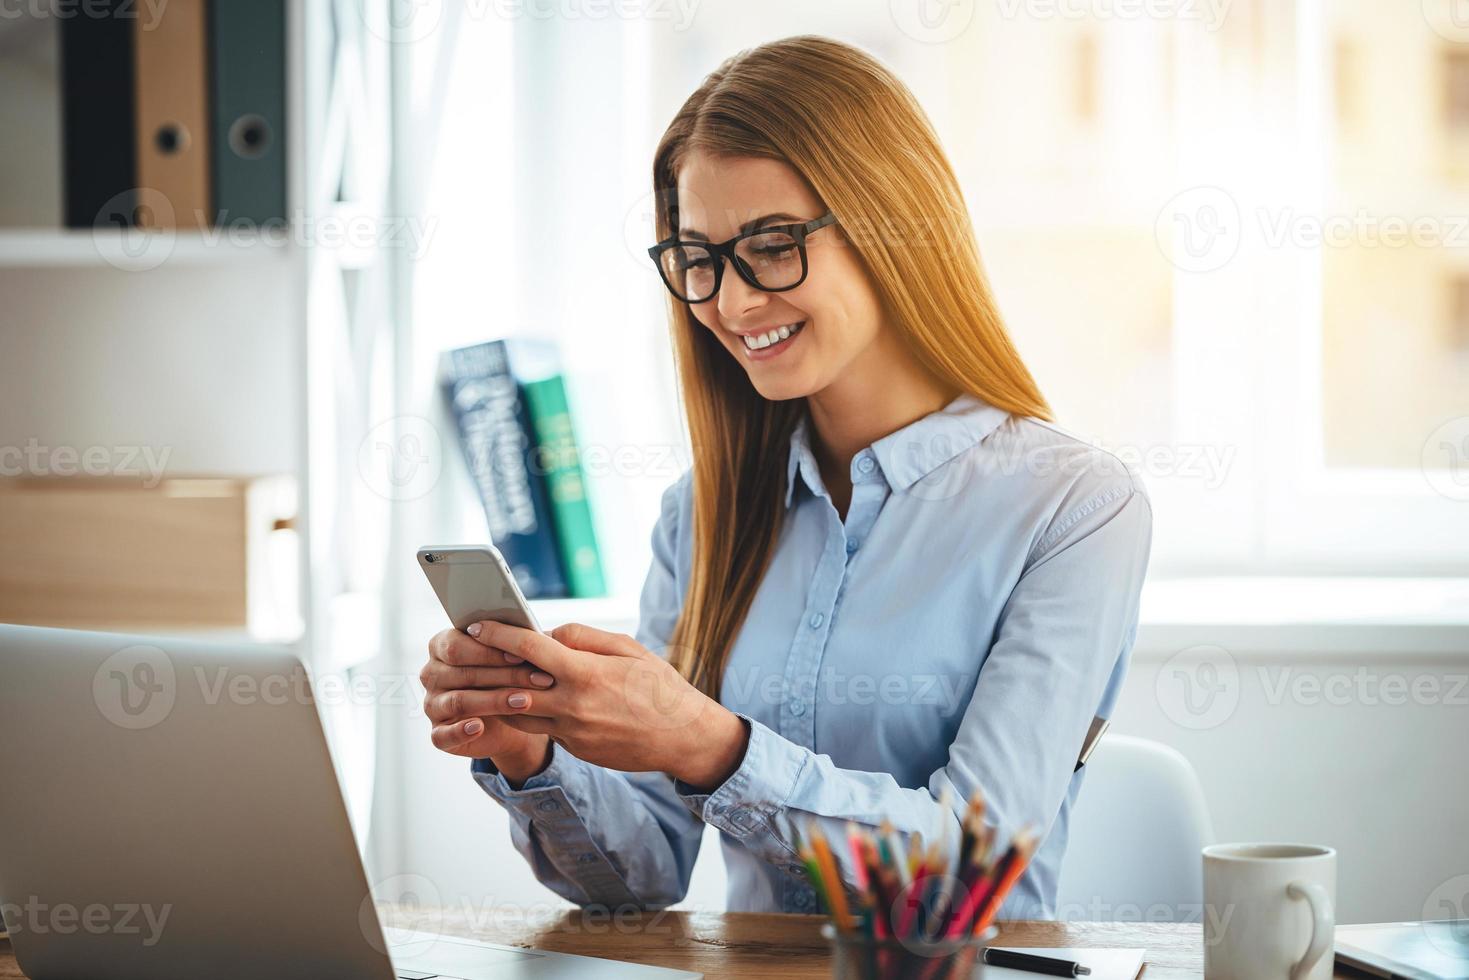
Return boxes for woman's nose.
[716,257,768,321]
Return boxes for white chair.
[1056,735,1215,921]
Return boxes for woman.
[420,35,1151,920]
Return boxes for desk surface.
[0,908,1365,979]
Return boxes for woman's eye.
[752,245,796,258]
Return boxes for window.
[406,0,1468,598]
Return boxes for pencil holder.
[823,922,998,980]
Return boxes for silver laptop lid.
[0,623,396,980]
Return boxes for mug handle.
[1286,880,1334,980]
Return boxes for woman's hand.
[420,628,554,784]
[461,620,750,792]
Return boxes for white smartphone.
[417,545,543,634]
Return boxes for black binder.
[60,0,137,229]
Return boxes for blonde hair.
[654,35,1051,697]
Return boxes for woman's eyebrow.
[677,212,804,240]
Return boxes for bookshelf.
[0,0,398,700]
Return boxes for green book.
[522,376,606,597]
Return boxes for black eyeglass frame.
[647,211,839,303]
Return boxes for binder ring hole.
[154,123,190,156]
[229,114,273,160]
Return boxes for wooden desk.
[0,908,1365,978]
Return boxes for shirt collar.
[784,392,1012,507]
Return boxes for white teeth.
[741,322,804,351]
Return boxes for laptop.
[0,623,701,980]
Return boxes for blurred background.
[1,0,1466,928]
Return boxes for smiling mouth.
[740,321,806,352]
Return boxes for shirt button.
[857,456,876,475]
[794,892,812,910]
[808,612,824,629]
[790,700,806,717]
[845,538,859,554]
[536,798,560,813]
[577,853,597,864]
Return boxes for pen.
[982,948,1092,976]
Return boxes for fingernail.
[508,693,530,708]
[504,653,524,664]
[466,623,482,638]
[464,719,484,735]
[529,671,554,688]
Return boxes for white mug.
[1202,843,1336,980]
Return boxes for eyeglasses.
[648,212,838,304]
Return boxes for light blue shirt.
[472,393,1152,918]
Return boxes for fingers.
[549,622,644,657]
[430,717,486,753]
[470,621,584,677]
[420,660,555,693]
[424,686,559,724]
[429,628,527,668]
[502,715,558,736]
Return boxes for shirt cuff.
[672,713,808,840]
[469,748,638,904]
[471,746,565,795]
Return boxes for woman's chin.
[743,368,820,402]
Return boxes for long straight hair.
[653,36,1051,698]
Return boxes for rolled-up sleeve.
[470,474,705,909]
[671,478,1153,918]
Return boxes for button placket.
[781,506,845,748]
